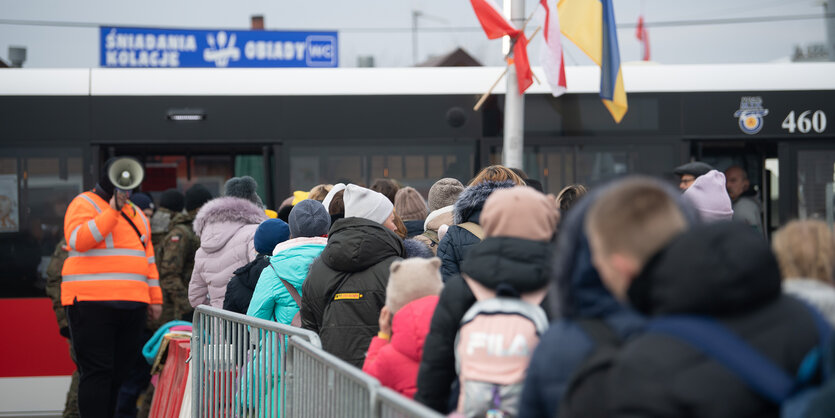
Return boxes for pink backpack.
[454,276,549,417]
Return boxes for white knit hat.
[322,183,346,213]
[343,184,394,225]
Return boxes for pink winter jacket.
[362,295,440,398]
[189,197,268,308]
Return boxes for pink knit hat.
[682,170,734,222]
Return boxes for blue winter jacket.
[518,178,700,418]
[247,236,328,325]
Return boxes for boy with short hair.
[585,177,688,300]
[586,177,826,418]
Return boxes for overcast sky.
[0,0,830,68]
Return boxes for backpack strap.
[268,262,301,307]
[458,222,485,240]
[647,316,794,403]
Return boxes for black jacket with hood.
[415,235,553,412]
[436,180,515,281]
[300,217,405,367]
[223,255,270,315]
[609,222,825,418]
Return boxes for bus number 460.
[782,110,827,134]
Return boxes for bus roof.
[1,63,834,96]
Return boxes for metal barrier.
[376,387,444,418]
[191,305,321,418]
[192,306,443,418]
[282,336,380,418]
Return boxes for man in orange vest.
[62,159,162,417]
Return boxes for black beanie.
[159,189,185,212]
[185,184,213,212]
[96,157,119,200]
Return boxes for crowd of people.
[48,159,835,418]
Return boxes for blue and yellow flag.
[558,0,628,123]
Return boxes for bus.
[0,63,833,414]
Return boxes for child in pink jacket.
[362,257,443,398]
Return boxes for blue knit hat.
[131,192,154,211]
[254,219,290,255]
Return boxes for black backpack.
[558,319,623,418]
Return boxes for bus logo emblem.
[734,96,769,135]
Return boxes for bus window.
[797,150,835,223]
[0,152,83,298]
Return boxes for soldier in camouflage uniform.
[45,238,80,418]
[150,189,186,263]
[137,185,212,417]
[158,185,212,323]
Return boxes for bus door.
[692,140,778,238]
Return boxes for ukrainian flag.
[558,0,628,123]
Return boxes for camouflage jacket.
[45,239,69,330]
[155,211,200,324]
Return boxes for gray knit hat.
[288,199,331,238]
[224,176,264,208]
[428,178,465,211]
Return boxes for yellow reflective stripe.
[63,273,148,283]
[147,256,156,264]
[69,225,82,251]
[79,194,103,213]
[87,219,104,242]
[68,249,147,258]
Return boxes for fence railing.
[376,387,446,418]
[191,305,321,418]
[191,305,443,418]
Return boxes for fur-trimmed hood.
[194,196,268,252]
[452,180,516,225]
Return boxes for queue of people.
[49,159,835,418]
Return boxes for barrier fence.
[191,306,322,418]
[191,305,443,418]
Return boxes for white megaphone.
[107,157,145,192]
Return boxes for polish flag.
[539,0,567,96]
[636,15,650,61]
[470,0,533,95]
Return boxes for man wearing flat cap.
[673,161,714,191]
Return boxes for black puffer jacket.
[223,256,269,315]
[300,217,405,367]
[609,222,826,418]
[436,181,515,281]
[415,236,553,412]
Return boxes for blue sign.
[100,26,338,68]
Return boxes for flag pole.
[504,0,525,170]
[473,25,541,111]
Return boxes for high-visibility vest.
[61,191,162,306]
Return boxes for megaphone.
[107,157,145,191]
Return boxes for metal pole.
[412,11,420,65]
[503,0,525,170]
[826,1,835,61]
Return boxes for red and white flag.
[470,0,533,95]
[538,0,566,97]
[636,15,650,61]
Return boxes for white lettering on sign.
[242,40,307,61]
[104,28,197,67]
[782,110,828,134]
